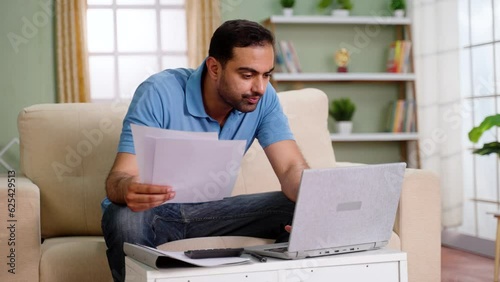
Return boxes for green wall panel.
[0,0,56,173]
[332,142,402,164]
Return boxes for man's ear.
[205,57,220,80]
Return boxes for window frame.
[86,0,187,101]
[460,0,500,239]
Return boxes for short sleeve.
[256,89,295,148]
[118,82,166,154]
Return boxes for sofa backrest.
[18,88,336,238]
[19,102,128,238]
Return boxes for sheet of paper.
[125,243,250,268]
[131,124,218,183]
[152,138,246,203]
[142,136,156,184]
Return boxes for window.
[86,0,188,101]
[460,0,499,240]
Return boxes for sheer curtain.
[185,0,221,68]
[412,0,463,227]
[56,0,90,103]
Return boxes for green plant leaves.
[390,0,406,10]
[280,0,295,8]
[317,0,332,10]
[316,0,353,11]
[468,114,500,143]
[337,0,353,10]
[468,114,500,158]
[472,141,500,156]
[329,98,356,121]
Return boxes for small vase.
[335,121,353,134]
[332,9,350,17]
[283,8,294,17]
[393,9,405,18]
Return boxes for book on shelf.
[385,99,416,133]
[287,41,302,72]
[386,40,412,73]
[275,45,287,73]
[276,40,302,73]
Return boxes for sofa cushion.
[40,237,112,282]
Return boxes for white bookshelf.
[269,15,411,25]
[265,15,420,166]
[273,72,415,82]
[330,133,419,142]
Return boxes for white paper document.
[131,124,246,203]
[124,243,250,268]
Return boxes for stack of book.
[386,40,412,73]
[275,40,302,73]
[385,99,416,133]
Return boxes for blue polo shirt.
[118,61,294,154]
[102,61,294,210]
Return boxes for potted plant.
[317,0,353,16]
[317,0,332,14]
[390,0,406,18]
[334,0,353,16]
[329,97,356,134]
[468,114,500,158]
[335,0,353,16]
[280,0,295,17]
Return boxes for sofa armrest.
[396,168,441,282]
[0,174,41,282]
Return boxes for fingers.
[125,182,176,212]
[127,193,175,212]
[129,182,173,195]
[285,225,292,233]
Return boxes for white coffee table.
[125,248,408,282]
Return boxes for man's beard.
[218,76,261,113]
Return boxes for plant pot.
[393,9,405,18]
[335,121,353,134]
[332,9,350,17]
[283,8,294,17]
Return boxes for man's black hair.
[208,19,275,66]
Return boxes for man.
[101,19,309,281]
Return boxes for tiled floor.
[442,246,495,282]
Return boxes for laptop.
[245,162,406,259]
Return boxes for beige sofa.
[0,88,441,282]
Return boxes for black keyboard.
[184,248,244,259]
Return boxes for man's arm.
[264,140,309,202]
[106,152,175,212]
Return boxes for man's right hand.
[106,152,176,212]
[124,181,175,212]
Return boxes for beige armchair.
[0,88,440,282]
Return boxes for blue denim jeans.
[101,191,295,282]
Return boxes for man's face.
[215,44,274,113]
